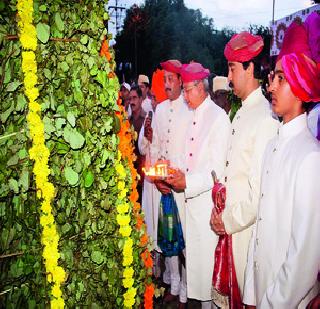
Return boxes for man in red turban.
[243,12,320,308]
[211,31,279,307]
[139,59,192,308]
[166,62,231,308]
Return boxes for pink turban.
[224,31,264,62]
[279,12,320,102]
[180,62,210,83]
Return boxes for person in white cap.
[138,74,153,114]
[120,82,132,117]
[211,76,231,114]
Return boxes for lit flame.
[142,163,168,177]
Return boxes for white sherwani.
[141,97,153,114]
[184,97,231,301]
[221,87,279,295]
[138,95,192,245]
[244,114,320,308]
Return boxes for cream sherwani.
[221,87,279,295]
[139,94,192,300]
[184,97,231,301]
[243,114,320,308]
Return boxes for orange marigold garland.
[116,97,154,308]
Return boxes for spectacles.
[183,83,198,94]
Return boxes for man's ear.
[248,62,255,78]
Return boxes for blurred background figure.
[138,74,153,113]
[120,82,132,116]
[211,76,231,114]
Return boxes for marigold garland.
[116,98,154,308]
[17,1,65,308]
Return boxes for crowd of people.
[119,12,320,309]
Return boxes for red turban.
[180,62,210,83]
[279,12,320,102]
[224,31,264,62]
[151,69,168,103]
[160,59,182,74]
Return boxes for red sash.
[212,180,243,309]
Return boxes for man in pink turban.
[244,12,320,308]
[211,31,279,308]
[165,62,231,308]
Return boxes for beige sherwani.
[221,87,279,295]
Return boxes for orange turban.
[151,69,167,103]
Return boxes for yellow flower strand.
[17,1,65,308]
[115,152,136,308]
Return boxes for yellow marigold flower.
[116,214,130,226]
[117,180,125,190]
[51,283,62,298]
[119,225,132,237]
[117,203,130,214]
[122,277,134,288]
[24,71,38,89]
[124,287,137,301]
[123,246,133,258]
[123,255,133,267]
[115,163,126,178]
[123,267,134,278]
[119,189,127,199]
[25,88,39,101]
[40,213,54,227]
[51,297,65,309]
[54,266,66,283]
[123,238,133,250]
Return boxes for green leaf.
[9,179,19,193]
[43,68,52,80]
[63,126,85,150]
[38,4,47,11]
[43,116,56,136]
[91,251,104,265]
[7,154,19,166]
[1,104,14,123]
[64,167,79,186]
[18,148,28,159]
[19,170,29,192]
[67,112,76,127]
[6,81,21,92]
[36,22,50,43]
[55,118,66,131]
[58,61,69,72]
[84,171,94,188]
[16,94,27,111]
[80,35,88,45]
[54,12,65,31]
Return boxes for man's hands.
[210,207,226,235]
[154,180,171,195]
[165,169,186,193]
[144,117,153,143]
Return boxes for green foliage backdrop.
[0,0,147,307]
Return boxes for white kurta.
[221,87,279,295]
[141,97,153,114]
[184,97,231,301]
[244,114,320,308]
[138,114,161,249]
[138,94,192,245]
